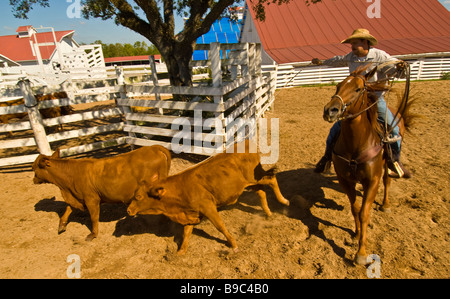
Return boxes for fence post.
[254,43,262,77]
[115,66,136,146]
[149,55,163,115]
[416,59,425,80]
[248,43,256,77]
[210,42,222,88]
[241,43,249,78]
[18,78,52,156]
[209,42,226,153]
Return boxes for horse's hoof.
[355,254,369,266]
[85,233,96,242]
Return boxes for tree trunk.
[160,41,194,88]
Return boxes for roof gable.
[245,0,450,63]
[0,29,75,63]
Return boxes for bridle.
[330,75,378,121]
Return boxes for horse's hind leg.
[381,162,392,212]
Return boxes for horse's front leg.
[337,178,359,239]
[355,179,380,265]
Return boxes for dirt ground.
[0,80,448,279]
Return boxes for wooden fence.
[0,43,276,167]
[272,54,450,88]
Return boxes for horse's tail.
[397,94,420,133]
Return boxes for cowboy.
[312,28,411,178]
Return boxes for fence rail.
[0,43,276,167]
[272,54,450,88]
[2,45,446,167]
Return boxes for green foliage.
[93,40,160,58]
[440,72,450,80]
[9,0,49,19]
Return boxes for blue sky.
[0,0,449,45]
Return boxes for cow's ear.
[39,157,51,169]
[148,187,166,200]
[51,149,61,158]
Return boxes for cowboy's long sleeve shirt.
[322,48,401,82]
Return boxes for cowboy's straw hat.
[341,28,378,46]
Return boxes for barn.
[240,0,450,85]
[0,25,105,76]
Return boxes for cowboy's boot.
[314,143,334,173]
[386,140,412,179]
[314,154,332,173]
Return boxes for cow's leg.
[254,189,272,217]
[58,205,73,234]
[202,202,238,251]
[59,190,84,235]
[178,225,194,255]
[257,176,290,206]
[84,199,100,241]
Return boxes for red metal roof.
[0,29,75,62]
[16,25,33,32]
[246,0,450,63]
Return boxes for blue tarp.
[193,17,241,61]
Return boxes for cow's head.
[127,179,166,217]
[127,174,163,216]
[127,178,200,226]
[32,150,60,184]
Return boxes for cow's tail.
[263,166,277,177]
[157,146,172,178]
[255,163,278,181]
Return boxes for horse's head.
[323,65,377,123]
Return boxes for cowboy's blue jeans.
[325,95,401,157]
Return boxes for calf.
[127,141,290,254]
[32,145,171,241]
[0,92,72,125]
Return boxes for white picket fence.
[272,54,450,88]
[0,43,276,167]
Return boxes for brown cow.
[127,141,290,254]
[32,145,171,241]
[0,92,72,125]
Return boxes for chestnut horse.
[323,65,413,265]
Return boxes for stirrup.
[388,161,405,178]
[383,135,402,144]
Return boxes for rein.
[331,75,379,121]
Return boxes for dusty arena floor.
[0,80,448,279]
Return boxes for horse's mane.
[366,93,383,136]
[348,65,385,135]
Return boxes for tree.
[9,0,313,86]
[94,40,160,58]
